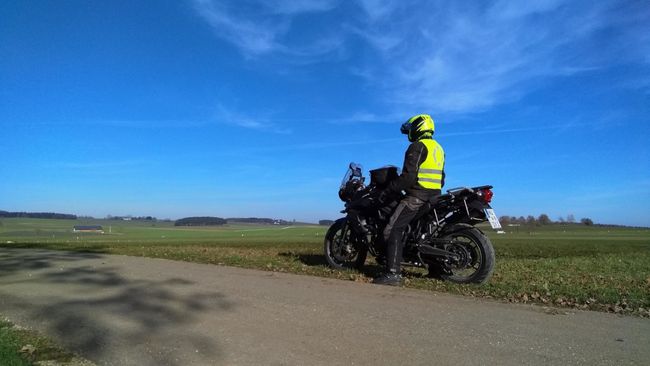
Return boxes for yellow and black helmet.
[400,114,435,142]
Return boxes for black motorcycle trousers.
[382,195,426,274]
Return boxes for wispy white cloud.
[268,0,340,15]
[191,0,649,115]
[214,103,293,134]
[345,24,400,52]
[355,0,650,113]
[356,0,399,21]
[192,0,286,55]
[191,0,342,58]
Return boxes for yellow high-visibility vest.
[417,139,445,190]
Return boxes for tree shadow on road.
[0,248,234,365]
[0,248,103,276]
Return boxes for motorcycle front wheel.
[323,218,367,270]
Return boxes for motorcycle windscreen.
[340,163,364,189]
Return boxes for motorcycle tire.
[438,224,495,284]
[323,218,367,270]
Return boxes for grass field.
[1,218,649,316]
[0,318,30,366]
[0,317,83,366]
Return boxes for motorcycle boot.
[372,270,402,286]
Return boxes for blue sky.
[1,0,649,225]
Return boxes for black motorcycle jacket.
[386,140,444,200]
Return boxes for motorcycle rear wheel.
[436,225,495,284]
[324,218,367,270]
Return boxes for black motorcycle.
[324,163,500,284]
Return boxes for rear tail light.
[481,188,493,203]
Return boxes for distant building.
[73,225,104,233]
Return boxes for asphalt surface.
[0,248,648,366]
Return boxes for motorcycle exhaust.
[418,244,460,260]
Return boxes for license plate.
[484,209,502,229]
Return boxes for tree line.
[174,217,227,226]
[105,215,156,221]
[500,214,594,226]
[174,217,297,226]
[226,217,292,225]
[0,210,77,220]
[174,217,295,226]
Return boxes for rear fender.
[440,223,485,237]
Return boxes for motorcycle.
[324,163,500,284]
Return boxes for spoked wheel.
[433,225,495,284]
[324,218,367,270]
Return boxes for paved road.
[0,248,648,366]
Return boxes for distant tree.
[537,214,552,225]
[499,216,511,226]
[567,214,575,223]
[319,220,335,226]
[526,215,537,226]
[517,216,526,224]
[580,217,594,226]
[558,216,565,223]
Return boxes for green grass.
[1,218,649,316]
[0,319,30,366]
[0,317,80,365]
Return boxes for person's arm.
[386,141,428,194]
